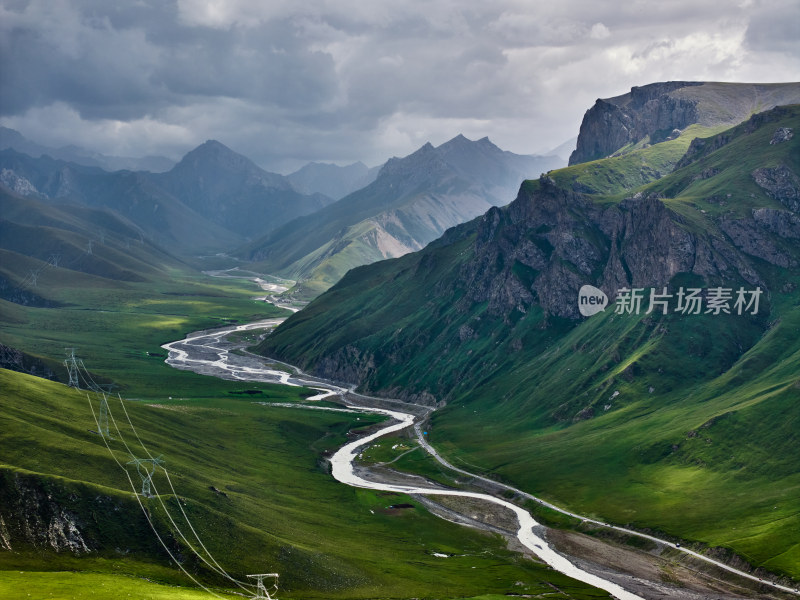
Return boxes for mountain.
[258,104,800,580]
[287,160,380,200]
[243,135,563,298]
[154,140,335,239]
[0,181,198,325]
[0,140,336,254]
[0,148,242,254]
[569,81,800,165]
[0,126,175,172]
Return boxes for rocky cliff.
[569,81,800,165]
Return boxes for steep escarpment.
[569,81,800,165]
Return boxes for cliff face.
[570,82,701,165]
[456,177,765,320]
[569,82,702,165]
[568,81,800,166]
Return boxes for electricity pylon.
[127,456,165,497]
[64,348,80,388]
[247,574,279,600]
[98,394,111,438]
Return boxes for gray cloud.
[1,0,798,172]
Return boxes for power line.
[80,356,275,595]
[113,395,255,591]
[85,395,234,600]
[98,393,111,438]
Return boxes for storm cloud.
[1,0,798,171]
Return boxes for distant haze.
[1,0,799,172]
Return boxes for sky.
[1,0,799,173]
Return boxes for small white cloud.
[589,22,610,40]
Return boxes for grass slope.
[260,106,800,581]
[0,370,609,600]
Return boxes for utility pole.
[127,456,165,497]
[64,348,80,388]
[247,574,279,600]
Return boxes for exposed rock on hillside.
[570,82,701,165]
[752,165,800,212]
[570,81,800,165]
[457,178,761,319]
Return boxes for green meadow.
[0,370,610,600]
[0,262,609,598]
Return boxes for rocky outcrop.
[770,127,793,145]
[719,218,796,268]
[1,473,92,554]
[0,168,42,197]
[752,165,800,212]
[454,178,762,319]
[0,343,56,381]
[0,469,165,559]
[752,208,800,238]
[569,82,702,165]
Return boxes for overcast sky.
[1,0,799,173]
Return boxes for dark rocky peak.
[620,81,703,108]
[166,139,290,192]
[456,174,766,320]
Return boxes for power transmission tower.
[247,574,279,600]
[87,240,93,255]
[127,456,165,497]
[29,270,38,287]
[49,254,61,268]
[64,348,80,388]
[98,394,111,438]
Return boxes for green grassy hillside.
[260,106,800,581]
[0,369,610,600]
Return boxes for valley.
[2,79,800,599]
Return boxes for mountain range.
[0,126,175,173]
[3,79,800,592]
[0,141,336,254]
[243,135,563,297]
[259,95,800,579]
[287,160,381,200]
